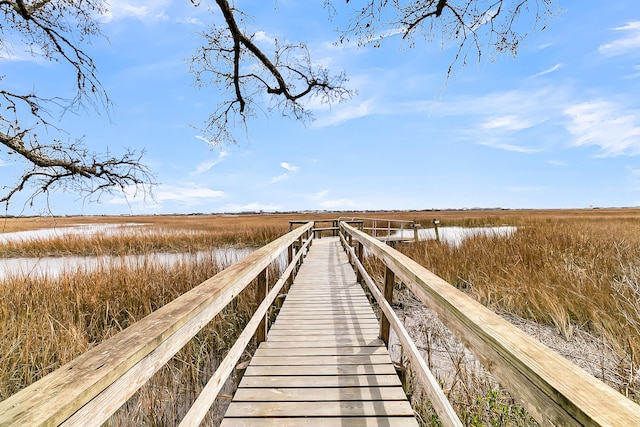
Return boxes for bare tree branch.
[0,0,152,209]
[190,0,356,145]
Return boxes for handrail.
[339,216,418,241]
[0,222,315,426]
[340,221,640,426]
[338,231,463,427]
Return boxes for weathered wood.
[0,223,314,426]
[178,235,313,427]
[380,265,395,346]
[233,386,409,401]
[255,268,268,344]
[248,355,393,365]
[265,334,380,342]
[223,237,416,426]
[239,375,404,390]
[224,401,415,417]
[256,338,385,349]
[271,321,379,329]
[342,222,640,426]
[244,363,398,376]
[342,235,463,427]
[266,328,380,336]
[253,346,387,357]
[221,417,418,427]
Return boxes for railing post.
[255,268,268,344]
[297,235,303,269]
[286,243,294,288]
[380,266,395,346]
[356,241,364,284]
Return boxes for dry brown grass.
[396,213,640,402]
[0,255,279,425]
[3,208,640,424]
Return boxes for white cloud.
[533,63,563,77]
[481,115,534,131]
[319,198,356,209]
[599,21,640,56]
[269,173,289,184]
[222,202,280,212]
[195,135,219,145]
[280,162,299,172]
[564,100,640,156]
[191,150,229,175]
[102,0,171,22]
[548,159,566,166]
[254,31,276,45]
[313,101,373,127]
[154,186,226,202]
[625,65,640,79]
[478,141,540,153]
[108,184,226,206]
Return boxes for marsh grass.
[0,252,282,425]
[393,216,640,407]
[3,209,640,425]
[0,226,286,258]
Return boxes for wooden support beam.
[380,266,394,347]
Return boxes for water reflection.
[0,248,253,281]
[394,226,517,247]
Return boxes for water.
[0,223,146,244]
[393,225,517,247]
[0,223,256,280]
[0,248,254,281]
[0,223,516,280]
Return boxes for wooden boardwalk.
[221,237,418,426]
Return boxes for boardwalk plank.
[253,346,386,357]
[221,418,419,427]
[222,237,417,425]
[224,401,415,417]
[244,364,397,377]
[232,386,408,402]
[248,355,392,365]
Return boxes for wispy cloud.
[548,159,566,166]
[312,101,373,127]
[533,63,563,77]
[222,202,280,212]
[254,31,276,46]
[318,198,356,209]
[269,162,300,184]
[481,115,534,131]
[564,100,640,156]
[102,0,171,22]
[280,162,299,172]
[191,150,229,176]
[599,21,640,56]
[478,141,541,153]
[108,184,226,206]
[269,173,289,184]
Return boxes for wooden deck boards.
[221,237,418,426]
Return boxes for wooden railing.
[339,216,419,241]
[5,218,640,426]
[291,217,420,241]
[0,222,314,427]
[339,221,640,426]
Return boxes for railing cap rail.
[340,221,640,426]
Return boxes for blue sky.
[2,1,640,215]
